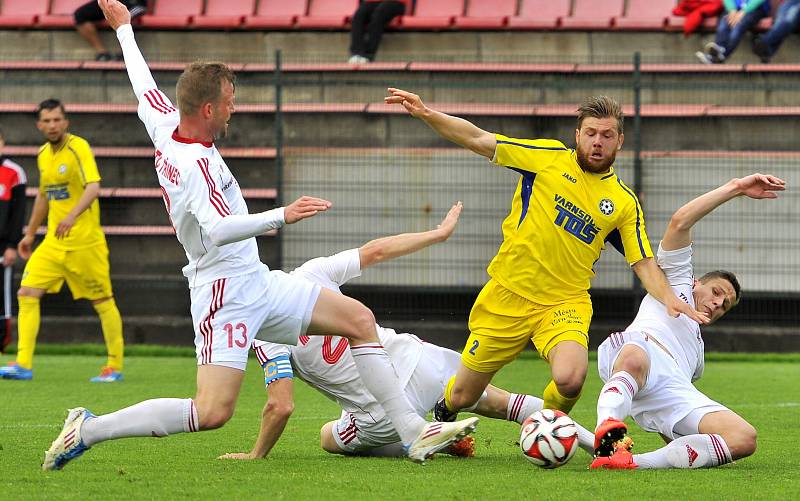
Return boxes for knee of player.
[345,306,377,342]
[614,347,649,381]
[199,407,234,430]
[553,371,586,397]
[729,422,758,459]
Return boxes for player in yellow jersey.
[385,89,709,420]
[0,99,124,382]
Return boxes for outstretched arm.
[661,173,785,251]
[218,377,295,460]
[359,201,462,269]
[385,88,497,158]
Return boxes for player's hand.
[666,294,710,325]
[284,196,332,224]
[55,214,76,239]
[3,248,17,267]
[434,201,463,241]
[735,173,785,199]
[385,88,430,119]
[217,452,259,460]
[17,235,34,260]
[98,0,131,30]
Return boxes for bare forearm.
[670,179,740,233]
[249,411,290,458]
[634,258,673,304]
[25,193,49,237]
[359,229,442,268]
[67,183,100,220]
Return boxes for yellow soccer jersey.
[37,133,105,249]
[487,134,653,305]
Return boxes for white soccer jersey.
[253,248,425,422]
[118,25,262,287]
[625,244,704,381]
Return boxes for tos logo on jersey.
[599,198,615,216]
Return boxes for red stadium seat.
[616,0,675,30]
[244,0,306,28]
[561,0,624,29]
[454,0,515,29]
[295,0,357,29]
[139,0,203,28]
[37,0,87,28]
[507,0,570,30]
[0,0,49,27]
[193,0,255,29]
[400,0,463,29]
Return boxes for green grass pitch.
[0,350,797,500]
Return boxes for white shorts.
[597,330,728,440]
[190,268,320,370]
[332,343,462,453]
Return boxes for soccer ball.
[519,409,579,468]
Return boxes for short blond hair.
[176,62,236,116]
[576,96,624,134]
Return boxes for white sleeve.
[252,341,293,386]
[182,163,231,237]
[208,208,285,246]
[656,243,694,287]
[292,249,362,289]
[116,24,179,142]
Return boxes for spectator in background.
[0,99,124,382]
[348,1,413,64]
[74,0,147,61]
[695,0,770,64]
[0,128,27,354]
[673,0,724,37]
[753,0,800,62]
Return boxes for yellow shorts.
[21,239,113,300]
[462,279,592,373]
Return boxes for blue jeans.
[715,9,769,58]
[760,0,800,56]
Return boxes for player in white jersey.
[42,0,477,470]
[218,204,597,460]
[589,173,785,470]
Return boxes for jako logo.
[562,172,577,184]
[553,194,600,244]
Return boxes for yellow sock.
[542,380,581,413]
[443,375,458,412]
[94,298,124,371]
[16,296,41,370]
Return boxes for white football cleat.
[406,416,479,464]
[43,407,94,471]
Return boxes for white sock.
[634,434,732,469]
[596,371,639,428]
[506,393,542,424]
[81,398,198,447]
[350,343,426,445]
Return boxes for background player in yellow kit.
[0,99,124,382]
[385,89,708,419]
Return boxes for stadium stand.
[139,0,202,28]
[615,0,673,30]
[507,0,571,29]
[295,0,358,29]
[560,0,624,29]
[37,0,88,28]
[454,0,516,29]
[192,0,256,29]
[243,0,307,29]
[0,0,49,27]
[399,0,463,29]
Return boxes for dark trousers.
[350,1,406,60]
[0,265,12,353]
[715,9,768,58]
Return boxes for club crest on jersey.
[58,164,67,175]
[553,194,601,244]
[599,198,615,216]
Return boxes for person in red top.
[348,1,413,64]
[0,128,28,353]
